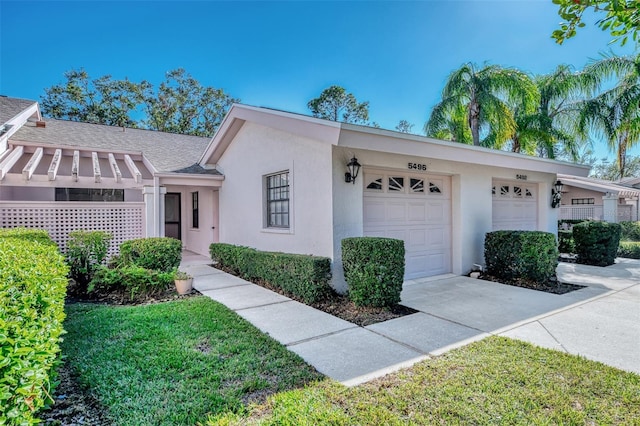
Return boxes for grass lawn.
[210,337,640,425]
[61,296,323,425]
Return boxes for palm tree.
[578,54,640,178]
[504,65,599,160]
[425,63,538,148]
[428,103,472,144]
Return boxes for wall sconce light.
[551,180,563,208]
[345,156,361,184]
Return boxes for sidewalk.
[180,259,640,384]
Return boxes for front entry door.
[165,193,181,240]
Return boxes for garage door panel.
[407,202,426,222]
[492,180,538,231]
[364,172,452,280]
[363,200,386,223]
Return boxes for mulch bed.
[228,273,418,327]
[478,274,585,295]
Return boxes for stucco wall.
[216,122,334,258]
[561,186,604,205]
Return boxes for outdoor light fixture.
[551,180,564,208]
[344,156,361,184]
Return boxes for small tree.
[307,85,369,124]
[395,120,414,133]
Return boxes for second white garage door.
[363,171,452,279]
[492,180,538,231]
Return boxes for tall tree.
[307,86,369,124]
[503,65,598,159]
[426,103,472,143]
[143,68,238,136]
[578,53,640,178]
[425,63,538,147]
[41,68,238,136]
[41,69,148,128]
[552,0,640,46]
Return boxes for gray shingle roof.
[0,96,37,125]
[12,119,215,173]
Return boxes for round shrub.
[573,221,621,266]
[485,231,558,283]
[119,237,182,272]
[342,237,405,307]
[0,238,69,424]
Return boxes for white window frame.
[263,170,292,232]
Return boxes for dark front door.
[165,193,181,240]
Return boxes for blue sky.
[1,0,638,162]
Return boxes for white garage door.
[492,180,538,230]
[363,171,452,279]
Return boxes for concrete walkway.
[180,257,640,384]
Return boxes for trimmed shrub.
[89,265,175,300]
[573,221,621,266]
[209,243,331,303]
[0,238,68,424]
[209,243,252,275]
[342,237,405,307]
[66,230,112,293]
[619,221,640,242]
[558,219,587,228]
[485,231,558,283]
[119,237,182,273]
[0,227,58,247]
[558,230,575,254]
[618,241,640,259]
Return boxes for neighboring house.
[1,98,592,291]
[0,96,222,256]
[558,174,640,223]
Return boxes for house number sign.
[516,174,528,180]
[408,162,427,171]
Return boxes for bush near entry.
[209,243,332,303]
[573,221,621,267]
[66,230,112,293]
[485,231,558,283]
[119,237,182,273]
[341,237,405,307]
[0,233,68,425]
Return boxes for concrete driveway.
[399,259,640,375]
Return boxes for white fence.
[559,205,604,221]
[0,201,146,255]
[559,204,636,222]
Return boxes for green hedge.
[485,231,558,283]
[89,265,175,300]
[0,227,57,247]
[119,237,182,273]
[0,236,68,424]
[558,230,575,254]
[342,237,405,307]
[573,221,621,266]
[557,219,587,227]
[618,241,640,259]
[209,243,331,303]
[619,221,640,242]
